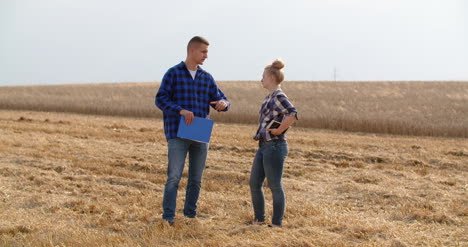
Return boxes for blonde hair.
[265,59,285,83]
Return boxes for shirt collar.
[268,88,283,98]
[178,61,204,73]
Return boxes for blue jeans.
[162,138,208,222]
[249,139,288,226]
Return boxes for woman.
[250,59,298,227]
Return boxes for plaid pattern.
[254,89,298,141]
[155,62,229,140]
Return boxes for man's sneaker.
[247,220,266,226]
[164,220,174,226]
[268,224,282,228]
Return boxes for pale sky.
[1,0,467,85]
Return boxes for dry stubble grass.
[0,110,467,246]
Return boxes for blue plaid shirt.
[155,61,229,140]
[254,89,298,141]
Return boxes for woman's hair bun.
[271,59,285,70]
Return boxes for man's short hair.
[187,36,210,52]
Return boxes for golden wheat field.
[0,108,467,246]
[0,81,467,246]
[0,81,467,137]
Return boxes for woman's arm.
[267,115,296,135]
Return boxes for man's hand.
[180,110,194,125]
[210,100,228,111]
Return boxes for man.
[155,36,230,225]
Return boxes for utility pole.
[333,67,337,82]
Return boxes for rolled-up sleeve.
[275,94,298,120]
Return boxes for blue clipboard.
[177,116,214,143]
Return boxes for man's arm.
[155,71,183,114]
[209,88,230,112]
[156,71,196,125]
[206,74,230,112]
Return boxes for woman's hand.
[268,128,284,136]
[268,115,297,135]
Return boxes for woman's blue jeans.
[249,139,288,226]
[162,138,208,222]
